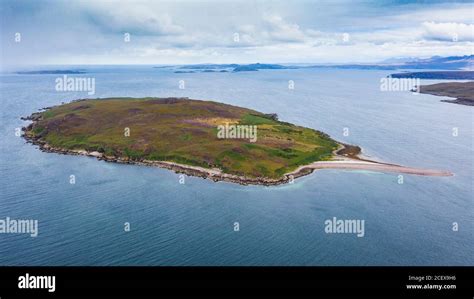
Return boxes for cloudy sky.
[1,0,473,66]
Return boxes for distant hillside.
[418,82,474,106]
[155,55,473,73]
[309,55,473,71]
[389,71,474,80]
[399,55,473,70]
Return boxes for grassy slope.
[28,98,339,179]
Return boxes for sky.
[1,0,473,66]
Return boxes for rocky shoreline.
[21,113,312,186]
[22,133,312,186]
[417,82,474,106]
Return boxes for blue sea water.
[0,66,472,265]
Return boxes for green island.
[22,97,351,185]
[22,97,453,184]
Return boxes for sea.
[0,66,472,265]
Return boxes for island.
[173,63,296,72]
[21,97,452,185]
[418,81,474,106]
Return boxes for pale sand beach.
[289,160,453,177]
[56,146,453,186]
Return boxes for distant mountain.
[379,57,419,64]
[157,55,473,73]
[398,55,473,70]
[308,64,397,70]
[308,55,473,71]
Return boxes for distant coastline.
[16,70,86,75]
[153,55,473,73]
[390,71,474,80]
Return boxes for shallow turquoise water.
[0,66,472,265]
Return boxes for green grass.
[42,110,55,119]
[27,97,339,179]
[240,113,278,125]
[32,126,45,135]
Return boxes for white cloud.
[422,22,474,42]
[262,14,307,42]
[1,0,473,66]
[390,6,474,24]
[79,2,184,35]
